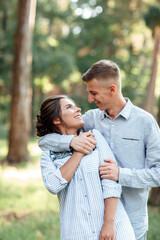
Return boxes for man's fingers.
[99,163,108,167]
[83,139,96,149]
[104,159,116,164]
[84,131,95,137]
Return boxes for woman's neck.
[60,127,78,136]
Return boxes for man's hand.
[99,159,119,181]
[99,222,116,240]
[70,131,96,154]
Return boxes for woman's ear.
[53,118,61,125]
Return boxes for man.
[39,60,160,240]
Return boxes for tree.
[144,3,160,206]
[7,0,37,164]
[144,5,160,115]
[149,97,160,206]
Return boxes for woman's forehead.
[60,98,76,106]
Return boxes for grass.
[0,137,60,240]
[0,179,60,240]
[0,138,160,240]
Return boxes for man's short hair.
[82,60,121,84]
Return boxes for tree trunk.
[149,187,160,206]
[144,26,160,115]
[157,96,160,126]
[7,0,37,164]
[149,97,160,206]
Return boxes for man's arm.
[39,132,96,154]
[100,118,160,188]
[99,198,117,240]
[39,133,74,152]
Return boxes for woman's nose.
[76,107,81,112]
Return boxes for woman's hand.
[99,222,116,240]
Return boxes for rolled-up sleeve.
[40,151,68,194]
[39,133,74,152]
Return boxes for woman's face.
[59,98,84,135]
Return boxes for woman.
[36,95,135,240]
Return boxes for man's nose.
[88,94,94,103]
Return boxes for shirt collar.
[100,98,133,120]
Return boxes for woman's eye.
[66,105,72,109]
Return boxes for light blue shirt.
[82,98,160,239]
[40,129,135,240]
[39,98,160,239]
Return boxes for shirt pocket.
[117,136,144,168]
[118,136,141,151]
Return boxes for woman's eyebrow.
[64,103,75,108]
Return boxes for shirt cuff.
[54,168,68,185]
[119,167,132,187]
[59,135,75,151]
[103,185,122,199]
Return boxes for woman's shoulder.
[91,129,102,136]
[50,150,72,162]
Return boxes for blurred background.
[0,0,160,239]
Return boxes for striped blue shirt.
[40,129,135,240]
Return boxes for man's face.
[86,78,113,111]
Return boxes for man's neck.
[106,97,126,120]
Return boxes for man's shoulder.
[131,104,156,123]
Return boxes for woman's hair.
[36,95,68,137]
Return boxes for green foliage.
[33,0,76,86]
[0,0,159,139]
[144,5,160,31]
[0,0,18,87]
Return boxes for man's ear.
[109,84,116,95]
[53,118,61,125]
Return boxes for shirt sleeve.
[40,150,68,194]
[38,133,74,152]
[93,129,122,199]
[119,116,160,188]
